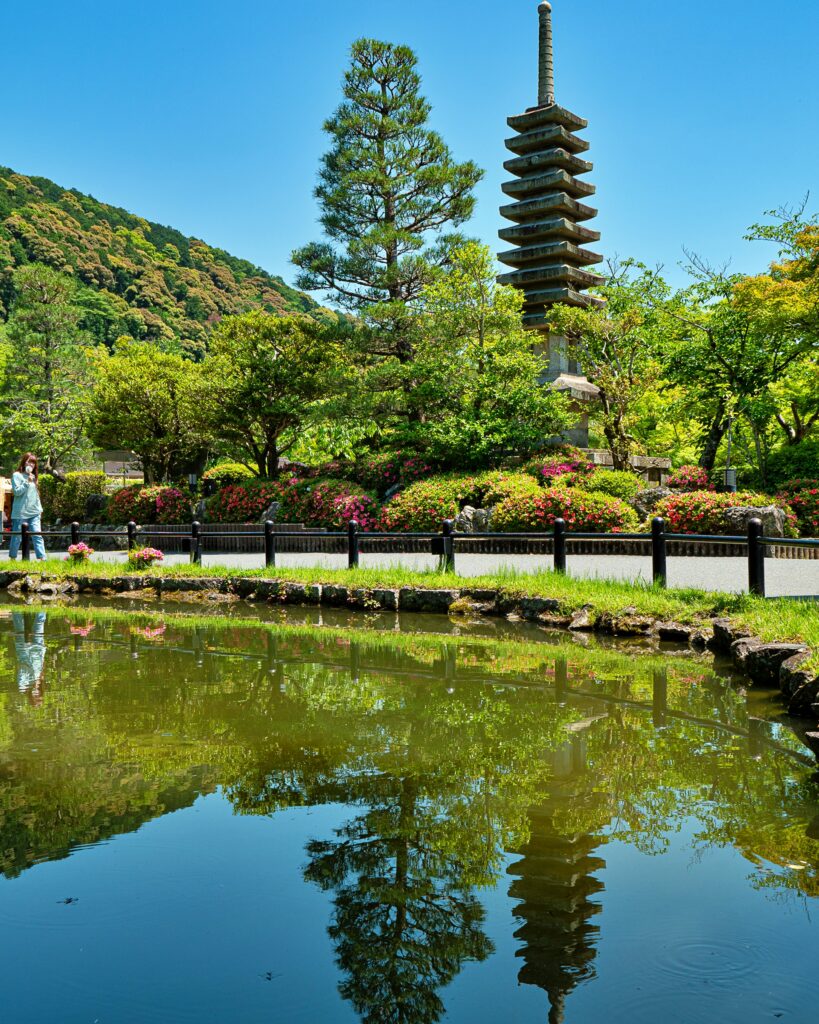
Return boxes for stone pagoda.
[499,1,604,440]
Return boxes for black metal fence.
[7,517,819,599]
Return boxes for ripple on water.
[654,937,768,988]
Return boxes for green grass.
[8,558,819,668]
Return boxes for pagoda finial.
[538,2,555,107]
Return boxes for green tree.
[0,263,93,476]
[291,38,483,363]
[201,312,351,478]
[386,243,571,467]
[87,340,209,483]
[549,263,668,470]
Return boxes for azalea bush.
[305,479,380,531]
[67,542,94,563]
[348,452,433,496]
[206,478,312,524]
[128,546,164,567]
[492,488,639,533]
[471,470,542,507]
[523,446,595,484]
[582,469,642,501]
[379,475,476,532]
[777,484,819,537]
[666,465,714,492]
[108,485,192,524]
[655,491,797,536]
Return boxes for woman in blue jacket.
[9,452,47,560]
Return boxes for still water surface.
[1,603,818,1023]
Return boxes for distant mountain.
[0,166,322,356]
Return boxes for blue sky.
[5,0,818,291]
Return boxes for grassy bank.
[8,558,819,664]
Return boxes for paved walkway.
[2,549,817,598]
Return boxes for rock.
[259,502,280,524]
[519,596,561,620]
[596,610,654,636]
[723,506,786,538]
[657,622,694,643]
[399,588,461,614]
[803,732,819,758]
[631,486,671,520]
[193,499,209,522]
[568,605,595,631]
[710,618,752,653]
[448,596,486,617]
[744,643,809,687]
[372,588,399,611]
[322,584,350,606]
[383,484,402,501]
[473,508,492,531]
[453,506,477,534]
[731,636,763,671]
[283,582,322,605]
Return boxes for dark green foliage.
[0,166,320,356]
[766,440,819,489]
[40,471,108,522]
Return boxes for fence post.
[651,517,667,588]
[347,520,359,569]
[191,520,202,566]
[553,517,567,574]
[264,520,276,569]
[441,519,455,574]
[748,518,765,597]
[70,521,80,548]
[127,521,137,552]
[21,522,31,561]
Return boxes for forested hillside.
[0,166,318,355]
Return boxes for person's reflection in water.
[12,611,46,706]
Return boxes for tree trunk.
[698,404,729,471]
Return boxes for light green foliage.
[582,469,642,501]
[87,341,209,483]
[550,262,668,470]
[201,462,256,485]
[40,471,108,522]
[0,263,94,475]
[201,312,352,478]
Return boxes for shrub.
[582,470,642,501]
[107,485,192,524]
[41,471,108,522]
[471,470,542,507]
[206,478,311,524]
[777,485,819,537]
[67,542,94,563]
[766,439,819,489]
[305,479,380,531]
[666,465,714,491]
[202,462,256,486]
[492,488,639,533]
[523,446,595,484]
[379,475,477,532]
[655,491,797,536]
[348,452,434,496]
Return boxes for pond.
[1,602,818,1024]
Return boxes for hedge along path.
[2,562,819,751]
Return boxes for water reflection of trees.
[2,613,819,1023]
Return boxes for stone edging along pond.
[3,569,819,751]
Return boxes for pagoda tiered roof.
[499,3,604,320]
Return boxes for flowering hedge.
[777,484,819,537]
[108,486,192,525]
[206,478,311,524]
[304,479,380,531]
[523,446,595,484]
[654,490,797,535]
[492,488,639,533]
[348,452,433,496]
[666,465,714,492]
[379,475,476,532]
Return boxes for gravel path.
[3,549,817,598]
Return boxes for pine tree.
[292,38,483,361]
